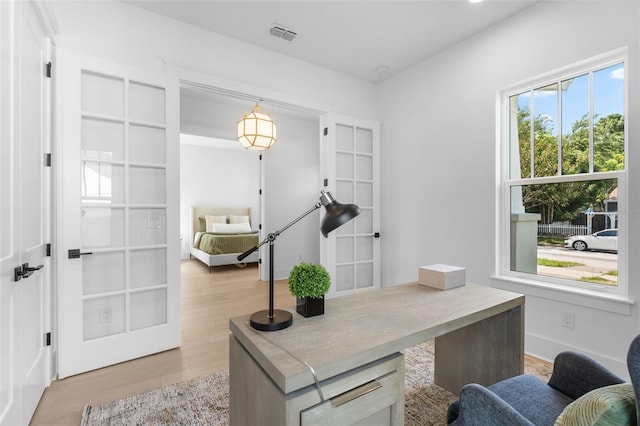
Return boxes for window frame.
[496,49,629,300]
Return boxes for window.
[500,53,626,295]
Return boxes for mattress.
[193,231,259,255]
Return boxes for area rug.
[81,341,551,425]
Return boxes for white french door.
[56,50,180,378]
[321,114,380,298]
[0,1,51,424]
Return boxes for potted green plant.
[288,262,331,318]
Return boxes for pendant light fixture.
[237,103,277,150]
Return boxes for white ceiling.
[124,0,538,83]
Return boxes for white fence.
[538,223,588,236]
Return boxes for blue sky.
[518,62,625,135]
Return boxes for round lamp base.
[249,309,293,331]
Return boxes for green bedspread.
[193,232,259,255]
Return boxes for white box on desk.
[418,264,465,290]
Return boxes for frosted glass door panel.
[336,153,354,179]
[356,127,373,153]
[81,208,124,248]
[83,295,125,340]
[356,183,373,207]
[356,237,373,262]
[129,209,166,246]
[130,248,166,288]
[130,289,167,331]
[336,237,354,263]
[356,210,373,234]
[82,118,124,160]
[356,263,373,289]
[82,251,125,295]
[129,125,165,165]
[129,167,165,204]
[356,155,373,180]
[129,82,165,124]
[336,265,355,292]
[336,124,354,150]
[336,181,354,202]
[81,162,124,204]
[82,71,124,117]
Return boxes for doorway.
[178,83,322,281]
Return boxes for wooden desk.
[229,283,524,425]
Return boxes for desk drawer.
[300,357,403,426]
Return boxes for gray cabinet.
[230,335,404,426]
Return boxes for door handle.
[23,263,44,272]
[13,263,43,281]
[68,249,93,259]
[14,266,32,281]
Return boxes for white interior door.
[56,50,180,378]
[0,1,51,424]
[321,115,380,298]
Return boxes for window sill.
[490,274,634,315]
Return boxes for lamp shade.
[319,190,360,237]
[237,103,277,150]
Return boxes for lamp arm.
[237,202,322,261]
[272,203,322,239]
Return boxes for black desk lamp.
[237,190,360,331]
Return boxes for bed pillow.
[228,215,250,224]
[198,217,206,232]
[210,222,253,234]
[205,215,227,232]
[554,383,636,426]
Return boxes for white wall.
[377,1,640,377]
[179,142,260,258]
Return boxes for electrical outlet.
[562,311,575,329]
[99,307,113,324]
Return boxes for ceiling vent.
[269,25,297,42]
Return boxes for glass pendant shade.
[237,103,277,150]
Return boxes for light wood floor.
[30,260,295,425]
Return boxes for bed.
[189,206,260,272]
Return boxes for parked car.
[564,229,618,252]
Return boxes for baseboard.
[525,332,628,379]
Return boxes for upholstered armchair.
[447,335,640,426]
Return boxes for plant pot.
[296,296,324,318]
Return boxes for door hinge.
[259,189,262,195]
[259,224,262,230]
[44,153,51,167]
[323,178,328,187]
[45,243,51,256]
[45,332,51,346]
[45,62,52,78]
[323,127,328,136]
[259,154,262,160]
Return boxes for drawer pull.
[330,380,382,407]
